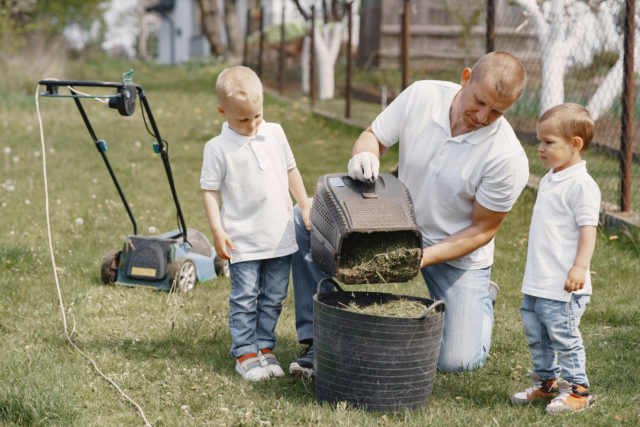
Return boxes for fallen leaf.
[609,235,618,240]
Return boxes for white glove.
[348,151,380,182]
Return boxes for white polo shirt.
[522,161,600,302]
[200,121,298,263]
[372,80,529,269]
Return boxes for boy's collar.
[221,120,265,144]
[549,160,587,181]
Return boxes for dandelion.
[25,199,30,205]
[3,147,10,154]
[134,141,142,148]
[75,218,84,225]
[6,184,15,192]
[12,156,19,163]
[56,199,61,205]
[148,226,157,234]
[33,151,41,157]
[49,148,55,154]
[91,194,96,199]
[92,178,98,184]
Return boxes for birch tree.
[515,0,637,120]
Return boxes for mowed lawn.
[0,58,638,425]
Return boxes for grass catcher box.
[310,173,422,284]
[314,280,445,412]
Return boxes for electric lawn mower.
[39,71,228,292]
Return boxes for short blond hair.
[471,51,527,100]
[216,66,263,108]
[538,103,595,152]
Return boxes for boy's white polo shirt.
[200,121,298,263]
[372,80,529,269]
[522,161,600,302]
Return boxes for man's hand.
[565,265,587,292]
[213,230,235,260]
[348,151,380,182]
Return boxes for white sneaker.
[259,349,285,378]
[235,354,270,381]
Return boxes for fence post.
[620,0,635,212]
[243,8,251,66]
[486,0,495,53]
[346,1,353,118]
[310,5,316,107]
[258,7,265,78]
[279,5,286,94]
[401,0,410,90]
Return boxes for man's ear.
[460,68,472,87]
[573,136,584,152]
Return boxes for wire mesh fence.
[243,0,638,215]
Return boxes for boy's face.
[536,119,583,173]
[218,96,263,136]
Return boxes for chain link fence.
[243,0,638,215]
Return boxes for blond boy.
[200,66,310,381]
[511,103,600,413]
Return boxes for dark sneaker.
[546,380,594,414]
[511,372,559,405]
[289,344,314,379]
[259,349,285,378]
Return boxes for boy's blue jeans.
[291,200,495,372]
[228,255,291,359]
[520,293,590,387]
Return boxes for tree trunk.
[197,0,227,57]
[301,35,310,93]
[224,0,243,63]
[315,23,343,100]
[137,1,149,60]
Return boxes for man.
[289,51,529,377]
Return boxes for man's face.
[218,96,263,137]
[454,70,517,134]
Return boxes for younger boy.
[201,66,310,381]
[511,103,600,413]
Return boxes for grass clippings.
[337,298,428,318]
[337,232,422,284]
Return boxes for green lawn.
[0,57,639,425]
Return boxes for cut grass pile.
[337,298,428,318]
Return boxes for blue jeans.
[228,255,291,358]
[292,201,494,371]
[520,293,590,387]
[421,263,493,372]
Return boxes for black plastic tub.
[313,279,445,412]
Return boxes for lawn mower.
[39,71,228,292]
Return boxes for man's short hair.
[538,103,595,152]
[471,51,527,100]
[216,66,263,108]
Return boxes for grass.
[1,55,639,425]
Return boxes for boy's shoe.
[288,344,314,379]
[235,353,270,381]
[259,349,285,378]
[488,280,499,306]
[546,380,594,414]
[511,372,559,405]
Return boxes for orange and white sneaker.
[545,379,593,414]
[511,372,559,405]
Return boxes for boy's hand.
[301,204,311,230]
[564,265,587,292]
[213,231,234,260]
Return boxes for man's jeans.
[520,293,590,387]
[421,263,493,372]
[228,255,291,358]
[292,201,495,371]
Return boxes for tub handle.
[419,300,445,319]
[316,277,342,294]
